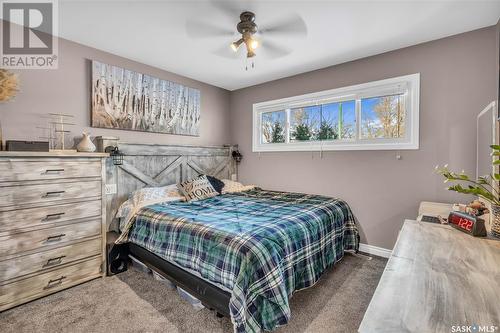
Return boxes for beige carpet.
[0,254,386,333]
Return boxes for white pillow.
[116,185,184,234]
[130,185,184,205]
[221,179,256,193]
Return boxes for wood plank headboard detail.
[96,137,237,231]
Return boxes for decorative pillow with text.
[177,175,218,202]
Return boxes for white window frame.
[252,73,420,152]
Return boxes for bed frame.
[129,243,231,317]
[96,137,236,316]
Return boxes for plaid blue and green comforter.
[126,188,359,332]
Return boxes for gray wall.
[229,27,497,249]
[0,34,231,146]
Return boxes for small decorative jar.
[76,132,96,152]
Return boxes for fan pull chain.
[245,59,255,71]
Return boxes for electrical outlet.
[105,184,117,195]
[231,173,237,181]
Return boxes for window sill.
[252,141,419,152]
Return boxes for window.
[252,73,419,152]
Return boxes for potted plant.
[436,144,500,238]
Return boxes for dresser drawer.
[0,256,102,311]
[0,160,101,182]
[0,219,101,256]
[0,200,101,233]
[0,238,101,281]
[0,180,101,208]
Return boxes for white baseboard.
[358,243,392,258]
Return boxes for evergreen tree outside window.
[320,100,356,140]
[271,121,285,143]
[261,111,285,143]
[318,122,336,140]
[290,106,320,142]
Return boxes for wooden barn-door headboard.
[96,137,237,231]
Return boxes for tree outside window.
[361,95,405,139]
[261,111,285,143]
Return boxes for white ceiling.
[58,0,500,91]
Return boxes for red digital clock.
[447,211,487,237]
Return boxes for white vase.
[76,132,96,152]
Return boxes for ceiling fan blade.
[186,20,234,38]
[212,44,241,59]
[259,14,307,37]
[261,40,292,59]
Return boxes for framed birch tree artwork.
[91,60,200,136]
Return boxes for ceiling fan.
[230,11,260,58]
[186,2,307,67]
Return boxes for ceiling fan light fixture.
[249,38,259,50]
[231,38,244,52]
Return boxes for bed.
[99,140,359,333]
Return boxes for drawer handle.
[44,169,65,174]
[44,255,66,267]
[43,212,65,221]
[44,276,67,289]
[46,234,66,242]
[43,191,66,198]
